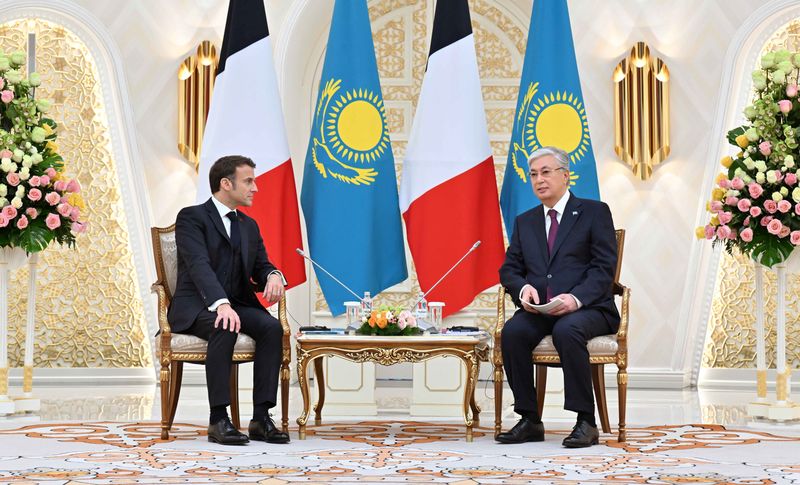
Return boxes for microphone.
[410,240,481,313]
[295,248,363,302]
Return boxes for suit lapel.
[549,194,582,263]
[532,206,549,264]
[204,198,231,245]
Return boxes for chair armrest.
[151,283,173,368]
[278,293,292,371]
[277,293,290,336]
[150,283,173,337]
[616,284,631,352]
[493,286,507,367]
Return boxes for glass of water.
[345,301,361,332]
[428,302,445,330]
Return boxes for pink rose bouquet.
[698,48,800,266]
[0,49,88,252]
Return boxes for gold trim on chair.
[493,229,629,443]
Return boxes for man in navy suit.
[496,146,619,448]
[168,155,290,445]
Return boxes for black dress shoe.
[249,416,290,444]
[207,417,249,445]
[562,420,599,448]
[495,417,545,444]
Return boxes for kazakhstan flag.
[499,0,600,239]
[301,0,407,315]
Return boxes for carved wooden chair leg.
[617,368,628,442]
[230,364,241,430]
[159,359,171,440]
[167,361,183,429]
[591,364,611,433]
[493,365,503,438]
[281,361,290,434]
[535,364,547,419]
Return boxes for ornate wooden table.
[295,333,491,441]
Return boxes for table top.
[296,331,490,348]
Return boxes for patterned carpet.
[0,420,799,483]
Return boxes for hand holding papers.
[521,297,564,315]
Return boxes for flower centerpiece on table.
[357,305,422,336]
[698,48,800,267]
[0,49,87,253]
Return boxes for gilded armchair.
[150,224,291,440]
[493,229,630,442]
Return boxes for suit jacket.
[167,198,278,333]
[499,192,620,329]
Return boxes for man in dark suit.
[168,155,290,445]
[496,146,619,448]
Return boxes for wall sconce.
[178,40,218,170]
[613,42,670,180]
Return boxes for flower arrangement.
[698,48,800,267]
[357,305,421,336]
[0,49,86,253]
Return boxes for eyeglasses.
[528,167,566,179]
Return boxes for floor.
[1,383,800,483]
[0,381,796,431]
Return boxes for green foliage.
[0,49,87,253]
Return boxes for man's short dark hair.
[209,155,256,193]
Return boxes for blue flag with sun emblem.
[499,0,600,239]
[300,0,407,315]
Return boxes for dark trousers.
[501,308,612,415]
[186,305,283,409]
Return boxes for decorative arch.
[682,0,800,386]
[0,1,156,376]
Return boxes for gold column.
[22,365,33,393]
[0,368,7,396]
[178,41,217,169]
[757,369,768,399]
[613,42,670,180]
[777,368,790,402]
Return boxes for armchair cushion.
[155,332,256,354]
[532,334,618,357]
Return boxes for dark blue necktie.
[226,211,241,248]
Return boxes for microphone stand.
[410,241,481,332]
[296,249,364,332]
[296,248,363,302]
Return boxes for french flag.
[196,0,306,290]
[399,0,505,317]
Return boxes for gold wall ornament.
[613,42,670,180]
[178,40,217,169]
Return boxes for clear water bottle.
[361,291,372,319]
[415,291,428,319]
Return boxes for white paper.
[521,297,564,315]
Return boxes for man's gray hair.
[528,146,570,170]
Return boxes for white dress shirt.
[543,189,571,237]
[520,190,582,309]
[208,196,285,311]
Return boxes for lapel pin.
[572,211,578,216]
